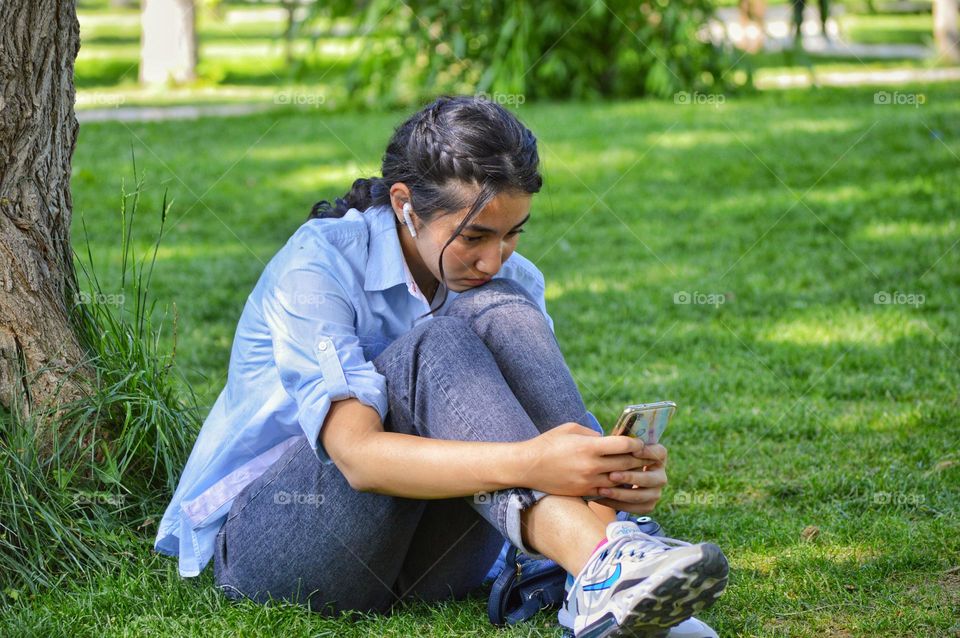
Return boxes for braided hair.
[309,95,543,315]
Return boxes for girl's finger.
[632,443,668,463]
[596,485,661,503]
[608,469,666,488]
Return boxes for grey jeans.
[212,278,596,616]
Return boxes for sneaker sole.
[577,543,729,638]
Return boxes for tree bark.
[140,0,198,85]
[0,0,86,417]
[933,0,960,64]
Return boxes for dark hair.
[308,95,542,315]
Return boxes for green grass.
[3,84,959,635]
[840,13,939,47]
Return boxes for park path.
[76,60,959,124]
[77,103,273,123]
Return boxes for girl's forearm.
[353,430,531,499]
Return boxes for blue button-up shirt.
[154,203,601,579]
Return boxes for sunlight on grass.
[277,162,375,191]
[75,242,264,270]
[656,129,745,149]
[733,543,881,575]
[544,267,695,298]
[857,219,959,241]
[803,183,869,206]
[757,310,927,346]
[780,118,862,135]
[250,142,353,163]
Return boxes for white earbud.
[402,203,418,238]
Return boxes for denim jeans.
[212,279,598,616]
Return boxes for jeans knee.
[413,315,483,360]
[443,278,540,323]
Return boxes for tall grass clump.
[0,162,198,599]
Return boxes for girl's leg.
[438,278,595,437]
[370,311,608,604]
[393,280,614,602]
[437,278,622,532]
[213,434,427,616]
[213,308,603,615]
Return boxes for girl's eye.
[460,229,524,243]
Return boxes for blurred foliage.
[294,0,743,107]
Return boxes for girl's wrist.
[502,439,535,491]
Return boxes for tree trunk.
[933,0,960,64]
[0,0,86,417]
[139,0,197,85]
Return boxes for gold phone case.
[609,401,676,444]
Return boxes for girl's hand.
[592,443,668,515]
[518,423,649,497]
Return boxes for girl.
[155,96,727,637]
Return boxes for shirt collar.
[363,204,414,292]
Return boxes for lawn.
[2,83,958,636]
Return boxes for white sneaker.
[560,521,728,638]
[662,617,720,637]
[560,594,719,638]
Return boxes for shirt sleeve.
[261,264,388,465]
[523,261,556,335]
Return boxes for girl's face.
[417,190,533,291]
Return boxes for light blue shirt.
[154,203,601,579]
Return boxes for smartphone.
[583,401,676,501]
[609,401,676,444]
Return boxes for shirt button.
[318,341,328,352]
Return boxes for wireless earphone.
[402,203,418,238]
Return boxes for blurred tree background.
[307,0,736,103]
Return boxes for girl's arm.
[321,397,527,498]
[321,397,652,501]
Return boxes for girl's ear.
[388,182,412,215]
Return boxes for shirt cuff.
[302,336,389,465]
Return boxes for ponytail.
[308,177,378,219]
